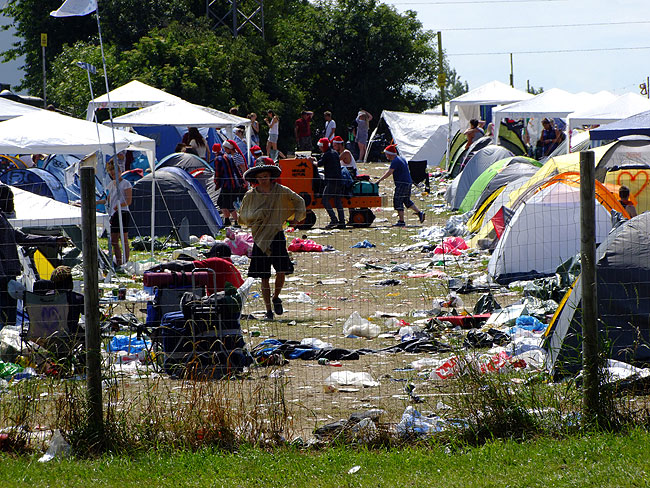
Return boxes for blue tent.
[590,110,650,140]
[42,154,106,208]
[0,168,69,203]
[130,166,222,237]
[134,126,224,162]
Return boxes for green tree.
[270,0,443,129]
[0,0,199,95]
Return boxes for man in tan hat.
[239,164,306,321]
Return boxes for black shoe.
[418,211,426,224]
[263,311,274,321]
[272,297,283,315]
[224,217,231,226]
[324,221,338,230]
[336,223,346,229]
[232,221,241,228]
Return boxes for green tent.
[459,156,540,213]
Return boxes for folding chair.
[20,290,84,368]
[408,160,431,193]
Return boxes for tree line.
[1,0,468,151]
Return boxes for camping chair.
[408,160,431,193]
[20,289,85,371]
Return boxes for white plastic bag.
[38,429,71,462]
[324,371,379,387]
[343,312,380,339]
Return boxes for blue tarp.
[590,109,650,140]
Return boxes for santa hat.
[212,143,222,153]
[332,136,345,145]
[384,144,398,156]
[317,137,330,151]
[222,140,235,150]
[250,145,263,156]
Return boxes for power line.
[449,46,650,56]
[389,0,564,4]
[437,20,650,31]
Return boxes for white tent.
[487,180,614,284]
[491,89,617,145]
[9,185,109,230]
[0,110,156,160]
[104,100,251,142]
[0,97,44,121]
[446,81,533,168]
[567,93,650,144]
[85,80,183,121]
[377,110,459,166]
[0,111,157,250]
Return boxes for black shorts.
[248,232,294,279]
[110,211,131,234]
[393,183,414,211]
[218,188,244,212]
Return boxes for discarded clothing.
[351,239,376,248]
[288,237,323,252]
[434,236,468,255]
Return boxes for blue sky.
[384,0,650,95]
[2,0,649,97]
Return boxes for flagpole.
[76,61,113,274]
[94,5,127,268]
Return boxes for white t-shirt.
[269,117,279,136]
[190,140,210,162]
[325,119,337,140]
[106,178,132,217]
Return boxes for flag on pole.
[50,0,97,17]
[76,61,97,74]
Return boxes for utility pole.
[438,31,446,116]
[580,150,599,428]
[41,33,47,107]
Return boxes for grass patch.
[2,430,650,487]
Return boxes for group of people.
[294,109,373,160]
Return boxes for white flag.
[50,0,97,18]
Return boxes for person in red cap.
[332,135,357,179]
[222,139,247,175]
[249,145,264,166]
[314,137,346,229]
[215,140,248,227]
[212,143,222,162]
[376,144,425,227]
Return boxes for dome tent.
[129,167,222,238]
[544,212,650,378]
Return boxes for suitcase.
[145,269,216,329]
[156,285,251,378]
[352,181,379,196]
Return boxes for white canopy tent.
[375,110,459,166]
[85,79,184,121]
[0,111,157,255]
[491,89,617,145]
[567,93,650,150]
[104,100,252,149]
[446,80,533,168]
[9,185,109,230]
[0,97,44,121]
[0,110,156,159]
